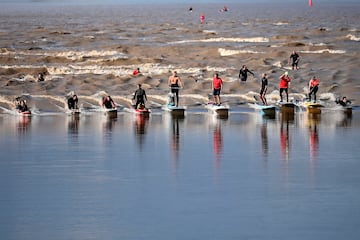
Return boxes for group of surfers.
[257,51,350,108]
[15,51,350,114]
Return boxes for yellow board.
[304,102,323,114]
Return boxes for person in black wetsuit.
[239,65,254,82]
[336,96,351,107]
[38,73,45,82]
[67,94,78,109]
[259,73,268,105]
[289,51,300,70]
[133,84,147,109]
[168,71,183,107]
[17,100,28,112]
[102,96,116,109]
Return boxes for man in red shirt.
[212,73,223,105]
[308,76,319,102]
[279,72,291,102]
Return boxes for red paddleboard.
[309,0,313,7]
[19,110,31,116]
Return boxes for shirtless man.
[168,71,183,107]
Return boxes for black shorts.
[170,84,179,94]
[213,88,221,96]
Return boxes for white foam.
[300,49,346,54]
[273,22,288,26]
[202,30,217,34]
[169,37,269,44]
[0,49,128,61]
[272,61,283,68]
[346,34,360,41]
[218,48,265,56]
[310,43,327,46]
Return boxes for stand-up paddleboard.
[251,103,276,118]
[17,110,31,116]
[103,108,117,118]
[163,90,186,117]
[277,102,296,114]
[303,102,323,114]
[206,102,229,118]
[125,105,151,116]
[163,104,186,117]
[67,109,80,116]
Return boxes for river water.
[1,109,359,240]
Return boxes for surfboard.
[278,102,295,114]
[103,108,117,118]
[163,104,186,117]
[253,103,276,117]
[17,110,31,116]
[303,102,323,114]
[206,103,229,118]
[67,109,80,115]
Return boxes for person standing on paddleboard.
[308,76,319,102]
[260,73,268,105]
[289,50,300,70]
[200,13,205,24]
[212,73,223,106]
[239,65,254,82]
[133,84,147,109]
[168,71,183,107]
[279,72,291,102]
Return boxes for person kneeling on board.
[133,84,147,109]
[67,94,79,110]
[102,96,116,109]
[15,98,29,113]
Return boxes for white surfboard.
[249,103,276,117]
[103,108,118,118]
[162,104,186,117]
[206,103,229,117]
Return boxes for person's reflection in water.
[261,121,268,160]
[135,114,149,150]
[280,116,290,161]
[17,116,31,136]
[307,114,320,179]
[338,113,352,128]
[171,117,181,174]
[309,123,319,161]
[213,122,223,173]
[68,115,79,135]
[102,117,117,143]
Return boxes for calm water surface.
[1,110,359,240]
